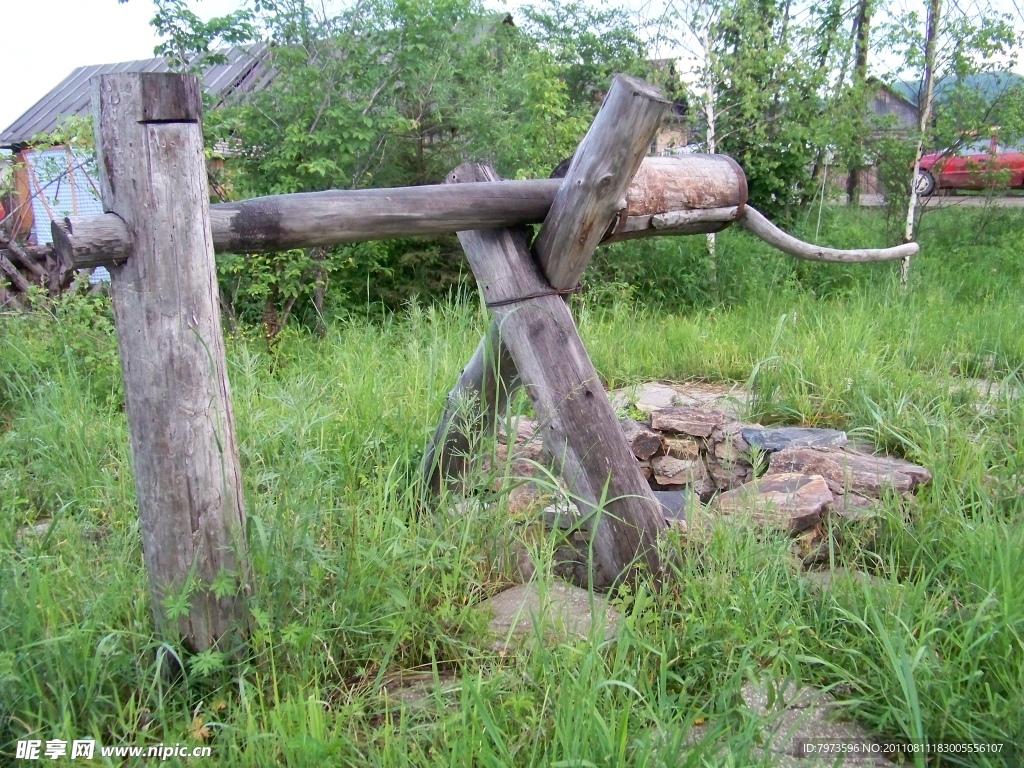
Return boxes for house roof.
[0,44,272,148]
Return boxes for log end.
[611,73,669,104]
[52,213,133,270]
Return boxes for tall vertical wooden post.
[92,72,250,653]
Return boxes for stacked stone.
[622,407,756,499]
[495,382,932,541]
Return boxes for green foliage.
[712,0,821,216]
[173,0,648,323]
[669,0,864,221]
[872,132,918,238]
[518,0,653,104]
[134,0,258,70]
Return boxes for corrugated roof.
[0,44,271,148]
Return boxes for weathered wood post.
[91,72,250,652]
[431,74,671,587]
[449,163,668,588]
[421,324,519,494]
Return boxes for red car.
[917,134,1024,195]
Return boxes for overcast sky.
[2,0,240,131]
[3,0,1020,134]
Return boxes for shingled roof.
[0,44,272,148]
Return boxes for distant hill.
[888,71,1024,108]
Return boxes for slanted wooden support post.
[424,75,670,499]
[92,72,250,652]
[450,163,666,587]
[429,74,669,585]
[422,324,519,494]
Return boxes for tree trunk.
[703,27,719,301]
[901,0,942,284]
[847,0,873,205]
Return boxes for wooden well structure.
[54,72,917,653]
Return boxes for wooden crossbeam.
[52,155,748,268]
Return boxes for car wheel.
[915,170,936,197]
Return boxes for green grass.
[1,206,1023,766]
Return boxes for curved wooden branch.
[740,206,919,263]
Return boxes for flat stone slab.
[802,567,886,594]
[651,406,727,438]
[633,382,680,413]
[609,381,748,419]
[949,377,1023,416]
[652,489,689,526]
[742,426,848,453]
[620,418,663,460]
[706,457,754,491]
[378,670,461,709]
[609,381,678,413]
[663,681,893,765]
[664,436,701,460]
[475,581,619,650]
[673,381,749,417]
[768,447,932,498]
[713,472,834,531]
[740,681,893,766]
[831,492,878,520]
[497,416,539,445]
[651,455,714,497]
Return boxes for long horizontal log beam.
[51,155,919,271]
[53,155,747,268]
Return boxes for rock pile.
[497,381,932,543]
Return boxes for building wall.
[870,89,917,131]
[22,146,109,282]
[10,151,35,241]
[654,123,689,155]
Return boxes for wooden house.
[0,44,271,263]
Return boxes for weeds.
[1,207,1022,765]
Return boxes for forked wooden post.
[423,74,672,494]
[92,72,250,652]
[449,163,667,587]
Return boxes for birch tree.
[899,0,940,284]
[664,0,727,295]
